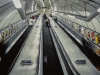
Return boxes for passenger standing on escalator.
[43,13,47,20]
[45,18,50,27]
[54,16,57,23]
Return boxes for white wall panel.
[86,21,95,31]
[13,16,21,23]
[0,10,17,29]
[91,18,100,33]
[9,14,21,25]
[80,20,87,27]
[2,12,18,28]
[76,19,82,26]
[0,0,12,7]
[0,6,15,22]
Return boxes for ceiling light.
[12,0,22,8]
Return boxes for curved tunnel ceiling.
[0,0,100,33]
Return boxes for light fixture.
[67,15,75,18]
[12,0,22,8]
[32,4,33,12]
[97,8,100,12]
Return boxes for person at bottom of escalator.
[43,13,47,20]
[45,18,50,27]
[81,33,92,54]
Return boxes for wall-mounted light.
[67,15,75,18]
[12,0,22,8]
[97,8,100,12]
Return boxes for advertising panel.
[91,31,95,41]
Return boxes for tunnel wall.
[0,2,21,30]
[53,0,100,33]
[0,0,12,7]
[55,13,100,56]
[0,1,29,43]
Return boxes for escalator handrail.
[7,25,33,74]
[38,28,43,75]
[49,18,80,75]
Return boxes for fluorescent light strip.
[97,8,100,12]
[32,4,33,12]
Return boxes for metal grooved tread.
[43,21,64,75]
[0,25,33,75]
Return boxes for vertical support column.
[18,8,26,20]
[12,0,26,20]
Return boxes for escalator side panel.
[0,26,33,75]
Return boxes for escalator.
[0,25,33,75]
[43,20,64,75]
[58,20,100,71]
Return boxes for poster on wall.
[16,25,18,30]
[98,33,100,44]
[78,25,81,32]
[84,29,87,36]
[6,28,9,35]
[70,22,73,28]
[2,31,5,40]
[77,25,79,31]
[6,29,8,36]
[91,31,95,41]
[95,34,99,44]
[74,23,77,30]
[74,24,79,31]
[9,27,11,34]
[18,21,22,27]
[0,34,1,41]
[81,27,84,35]
[87,30,90,38]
